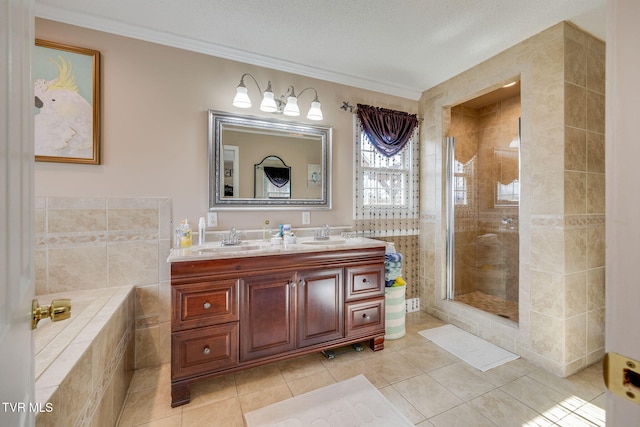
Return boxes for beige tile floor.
[116,312,606,426]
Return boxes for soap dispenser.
[180,219,192,247]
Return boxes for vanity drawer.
[172,279,238,331]
[172,323,238,380]
[345,265,384,301]
[345,299,385,338]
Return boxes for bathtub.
[34,286,135,427]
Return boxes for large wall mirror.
[208,110,332,210]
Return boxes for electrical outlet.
[405,298,420,313]
[207,212,218,227]
[302,211,310,225]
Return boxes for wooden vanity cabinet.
[170,246,385,407]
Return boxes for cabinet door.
[345,264,385,301]
[240,272,297,361]
[297,268,344,347]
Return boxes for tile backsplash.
[35,197,172,369]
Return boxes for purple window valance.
[263,166,290,188]
[357,104,418,157]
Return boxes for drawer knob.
[203,346,211,355]
[203,302,211,309]
[362,278,370,285]
[362,313,370,320]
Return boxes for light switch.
[302,211,310,224]
[207,212,218,227]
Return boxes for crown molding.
[35,5,422,100]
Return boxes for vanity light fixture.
[232,73,323,121]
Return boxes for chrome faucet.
[221,227,241,246]
[502,217,515,230]
[314,224,331,241]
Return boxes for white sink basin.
[300,239,348,245]
[197,244,264,253]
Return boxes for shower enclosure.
[445,86,520,322]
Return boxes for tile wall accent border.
[73,328,131,427]
[530,214,605,228]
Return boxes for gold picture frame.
[34,39,101,164]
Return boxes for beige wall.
[420,22,605,377]
[34,19,417,231]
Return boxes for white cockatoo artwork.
[34,55,93,157]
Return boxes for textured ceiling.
[35,0,606,100]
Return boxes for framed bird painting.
[34,39,101,164]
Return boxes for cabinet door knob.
[203,302,211,309]
[290,281,296,288]
[203,346,211,355]
[299,279,306,287]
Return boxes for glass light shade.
[306,101,323,121]
[260,91,278,112]
[232,86,251,108]
[282,96,300,116]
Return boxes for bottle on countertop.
[173,220,181,248]
[180,219,192,247]
[263,219,271,241]
[198,217,206,245]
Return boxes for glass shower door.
[445,127,520,322]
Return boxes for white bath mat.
[244,374,413,427]
[419,324,519,371]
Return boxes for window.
[453,158,475,207]
[355,121,418,216]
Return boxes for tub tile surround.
[34,287,135,427]
[34,197,172,425]
[419,22,605,377]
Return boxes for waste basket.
[385,285,406,339]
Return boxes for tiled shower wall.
[420,22,605,377]
[34,197,172,369]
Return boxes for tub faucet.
[221,227,241,246]
[315,224,331,241]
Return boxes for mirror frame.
[208,110,332,210]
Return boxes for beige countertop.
[167,236,387,263]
